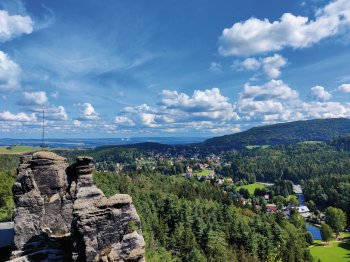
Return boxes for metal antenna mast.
[41,109,45,150]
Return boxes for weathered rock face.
[11,152,145,262]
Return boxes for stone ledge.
[32,152,66,161]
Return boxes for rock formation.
[10,152,145,262]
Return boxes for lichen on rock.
[10,152,145,262]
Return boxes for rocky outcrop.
[10,152,145,262]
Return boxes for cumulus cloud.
[160,88,237,120]
[262,54,287,78]
[237,54,287,78]
[236,79,350,123]
[299,101,350,119]
[0,51,21,92]
[310,85,332,101]
[113,88,239,133]
[79,103,99,120]
[73,120,81,127]
[123,104,151,114]
[241,58,260,70]
[21,91,48,106]
[241,80,298,101]
[115,116,135,126]
[0,111,36,121]
[0,10,33,42]
[47,105,68,121]
[219,0,350,56]
[338,84,350,92]
[237,80,299,120]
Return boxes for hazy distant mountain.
[0,137,206,148]
[203,118,350,150]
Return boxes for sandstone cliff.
[10,152,145,262]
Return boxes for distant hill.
[203,118,350,150]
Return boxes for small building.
[266,204,278,213]
[215,178,225,185]
[185,166,193,178]
[296,205,311,219]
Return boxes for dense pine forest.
[93,171,312,261]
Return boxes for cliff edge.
[10,152,145,262]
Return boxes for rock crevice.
[11,152,145,262]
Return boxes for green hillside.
[204,118,350,150]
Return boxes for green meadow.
[309,233,350,262]
[0,145,41,155]
[237,183,267,195]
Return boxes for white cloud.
[237,80,299,120]
[47,105,68,121]
[140,113,157,127]
[241,80,298,101]
[0,10,33,42]
[73,120,81,127]
[241,58,260,70]
[79,103,99,120]
[0,111,36,121]
[237,79,350,123]
[114,88,239,133]
[160,88,237,120]
[21,91,48,105]
[209,62,222,72]
[338,84,350,93]
[235,54,287,79]
[262,54,287,78]
[123,104,151,114]
[0,51,21,92]
[310,85,332,101]
[299,101,350,119]
[219,0,350,56]
[115,116,135,126]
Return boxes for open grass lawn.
[0,146,42,154]
[245,145,270,149]
[298,141,323,145]
[237,183,267,195]
[0,145,63,155]
[309,233,350,262]
[194,169,212,177]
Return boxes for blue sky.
[0,0,350,138]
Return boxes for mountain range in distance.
[203,118,350,150]
[1,118,350,150]
[0,137,207,149]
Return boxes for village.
[95,150,321,229]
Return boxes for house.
[185,166,193,178]
[266,204,278,213]
[215,178,225,185]
[296,205,311,219]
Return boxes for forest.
[93,171,312,262]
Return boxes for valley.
[1,118,350,261]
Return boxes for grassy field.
[298,141,323,145]
[237,183,267,195]
[0,145,64,155]
[194,169,212,177]
[0,145,42,154]
[309,233,350,262]
[245,145,270,149]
